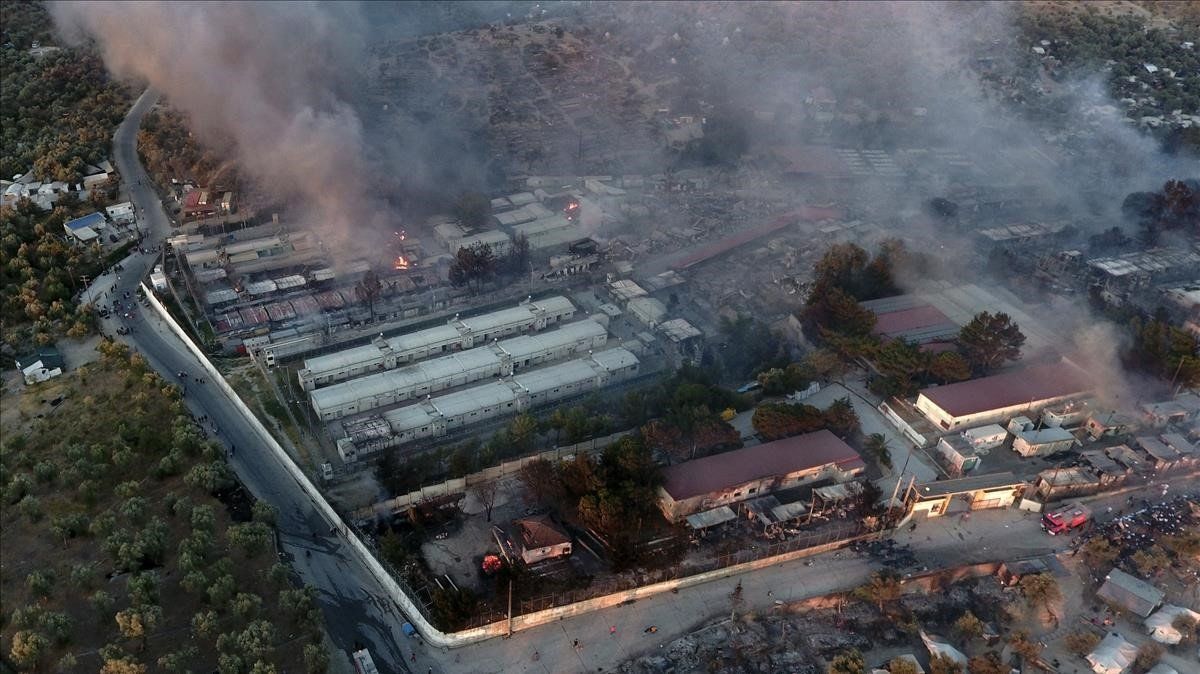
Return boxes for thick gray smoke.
[586,1,1192,405]
[50,1,387,251]
[608,0,1189,224]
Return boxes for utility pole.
[506,578,514,638]
[889,445,913,510]
[1169,357,1186,395]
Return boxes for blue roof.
[65,212,105,231]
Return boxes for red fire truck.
[1042,503,1090,535]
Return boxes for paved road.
[91,88,1200,674]
[99,89,413,674]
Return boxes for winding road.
[97,89,414,673]
[90,88,1200,674]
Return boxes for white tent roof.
[919,631,966,666]
[1145,605,1200,645]
[1145,664,1178,674]
[1086,632,1137,674]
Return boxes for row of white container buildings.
[309,318,608,421]
[337,347,641,461]
[298,295,576,390]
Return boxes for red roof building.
[657,429,865,521]
[873,305,951,336]
[497,514,572,565]
[182,189,235,221]
[860,295,960,344]
[915,359,1093,431]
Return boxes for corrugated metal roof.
[1096,569,1164,617]
[589,347,638,372]
[914,471,1021,498]
[918,360,1093,419]
[871,305,956,337]
[1014,427,1075,445]
[429,381,515,418]
[661,430,863,501]
[65,212,105,230]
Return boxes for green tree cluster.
[751,396,860,441]
[136,108,230,189]
[1,344,325,670]
[1124,314,1200,389]
[1016,9,1200,118]
[957,312,1026,376]
[1,1,130,182]
[519,436,665,569]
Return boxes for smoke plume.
[50,1,386,251]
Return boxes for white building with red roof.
[657,429,865,522]
[915,359,1093,432]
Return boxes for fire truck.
[1042,503,1090,535]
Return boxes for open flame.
[393,255,410,270]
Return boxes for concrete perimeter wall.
[141,283,453,645]
[144,281,886,647]
[352,431,633,521]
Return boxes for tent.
[1145,605,1200,645]
[1086,632,1137,674]
[1145,664,1178,674]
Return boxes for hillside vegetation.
[0,0,131,346]
[0,342,329,673]
[0,1,130,183]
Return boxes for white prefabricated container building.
[298,296,575,389]
[339,347,640,460]
[960,424,1008,450]
[309,319,607,420]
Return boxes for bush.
[1133,642,1163,673]
[1064,631,1101,656]
[26,570,54,598]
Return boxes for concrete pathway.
[423,507,1055,674]
[808,380,942,495]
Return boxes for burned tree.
[469,481,498,523]
[354,269,383,321]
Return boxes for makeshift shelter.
[770,501,809,523]
[685,506,736,530]
[16,347,64,385]
[1145,664,1178,674]
[919,631,966,667]
[1145,605,1200,645]
[1086,632,1137,674]
[1096,568,1164,617]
